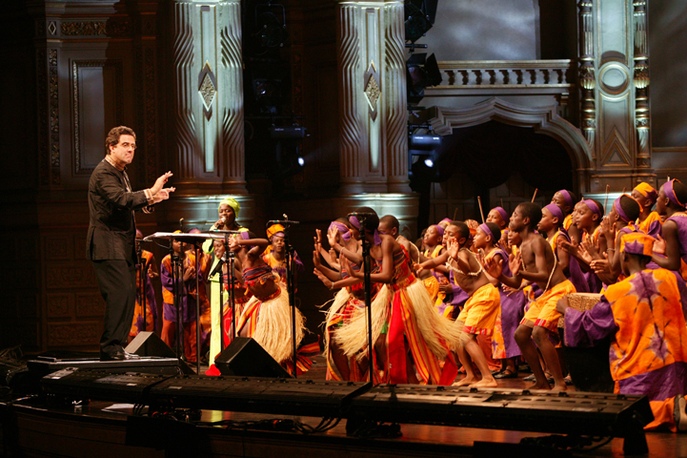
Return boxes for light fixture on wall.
[406,53,442,105]
[404,0,438,44]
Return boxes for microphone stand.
[212,231,240,348]
[193,243,202,374]
[171,249,184,362]
[227,247,236,345]
[214,253,225,354]
[284,223,298,378]
[359,217,374,386]
[268,217,300,377]
[347,212,376,385]
[136,246,146,332]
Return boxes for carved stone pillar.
[578,1,596,155]
[633,0,651,170]
[169,0,252,230]
[582,0,655,192]
[337,0,412,195]
[171,0,246,194]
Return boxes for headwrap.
[266,223,285,240]
[557,189,574,208]
[437,218,452,229]
[543,203,564,222]
[620,232,654,257]
[349,215,382,246]
[219,197,240,217]
[493,206,509,222]
[328,221,352,242]
[613,194,635,224]
[478,223,500,242]
[583,199,603,218]
[432,224,444,237]
[661,179,686,209]
[633,182,658,205]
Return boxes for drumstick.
[453,208,458,221]
[477,196,485,223]
[531,188,538,203]
[603,184,610,212]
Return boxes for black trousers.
[93,259,136,356]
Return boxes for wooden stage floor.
[1,354,684,457]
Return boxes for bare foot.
[470,377,498,388]
[528,382,551,390]
[551,383,568,392]
[453,376,478,387]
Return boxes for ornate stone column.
[578,1,596,154]
[633,0,651,170]
[170,0,252,228]
[171,0,246,194]
[583,0,655,192]
[337,0,412,195]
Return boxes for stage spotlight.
[297,156,305,167]
[252,78,282,114]
[268,125,307,139]
[404,0,438,44]
[406,53,442,105]
[409,134,441,148]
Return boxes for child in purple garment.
[590,194,640,285]
[653,178,687,281]
[476,222,525,380]
[562,199,605,293]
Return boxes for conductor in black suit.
[87,126,175,361]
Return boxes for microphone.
[267,219,300,225]
[210,258,224,277]
[347,212,376,218]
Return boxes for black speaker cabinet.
[215,337,291,378]
[125,331,177,358]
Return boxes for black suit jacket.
[87,159,151,263]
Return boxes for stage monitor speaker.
[125,332,176,358]
[215,337,291,378]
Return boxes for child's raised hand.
[484,254,503,279]
[508,251,521,277]
[446,237,460,258]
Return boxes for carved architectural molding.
[71,59,124,175]
[337,4,364,189]
[633,0,651,168]
[425,98,592,178]
[336,0,410,194]
[578,0,597,153]
[431,60,573,89]
[171,0,246,192]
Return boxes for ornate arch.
[424,97,592,188]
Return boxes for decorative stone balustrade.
[425,60,574,96]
